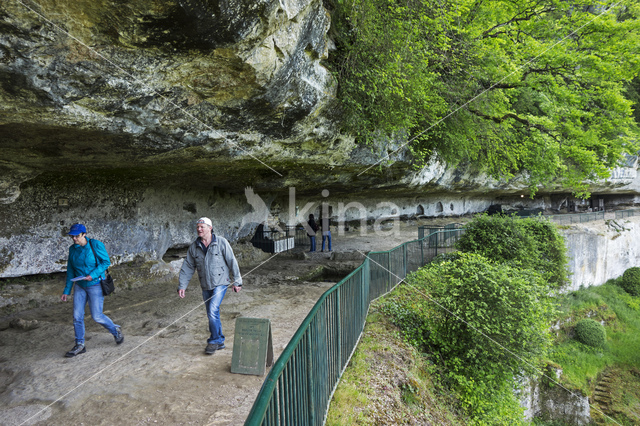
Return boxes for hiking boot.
[204,343,225,355]
[65,344,86,358]
[114,327,124,345]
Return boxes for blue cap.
[68,223,87,235]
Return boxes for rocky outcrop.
[1,1,639,277]
[561,216,640,291]
[520,366,591,424]
[0,0,346,194]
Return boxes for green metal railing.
[533,209,640,224]
[615,209,640,219]
[245,229,464,425]
[446,209,640,227]
[246,207,640,424]
[546,211,606,224]
[418,222,464,240]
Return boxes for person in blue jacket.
[61,223,123,357]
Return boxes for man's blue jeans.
[73,283,119,345]
[202,286,228,345]
[322,231,332,251]
[309,236,316,252]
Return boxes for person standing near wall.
[321,215,332,252]
[307,214,318,252]
[178,217,243,355]
[61,223,123,358]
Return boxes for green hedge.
[574,319,606,348]
[456,213,569,288]
[621,267,640,296]
[382,252,554,422]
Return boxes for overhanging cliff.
[1,0,639,277]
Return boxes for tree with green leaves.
[330,0,640,196]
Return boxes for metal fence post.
[306,332,315,425]
[387,251,391,289]
[336,290,342,369]
[403,243,407,278]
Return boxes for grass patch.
[326,306,465,425]
[549,279,640,424]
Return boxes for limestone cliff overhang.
[1,0,639,202]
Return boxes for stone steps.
[591,372,614,424]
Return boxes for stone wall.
[0,176,505,277]
[0,174,253,277]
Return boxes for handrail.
[418,223,463,240]
[244,229,464,425]
[614,208,640,219]
[246,279,345,424]
[524,209,640,223]
[418,210,640,231]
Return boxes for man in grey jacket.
[178,217,243,354]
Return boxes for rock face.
[561,216,640,291]
[0,0,343,276]
[1,0,342,193]
[1,1,639,277]
[520,367,591,425]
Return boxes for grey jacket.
[178,235,242,291]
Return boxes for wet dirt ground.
[0,219,454,425]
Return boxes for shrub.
[383,253,555,422]
[380,294,431,350]
[415,253,554,377]
[456,213,569,288]
[621,267,640,296]
[520,219,570,288]
[574,319,606,348]
[456,213,536,266]
[430,251,462,263]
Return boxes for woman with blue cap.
[61,223,123,357]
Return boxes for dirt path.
[0,220,448,425]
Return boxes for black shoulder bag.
[88,239,115,296]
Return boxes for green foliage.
[380,293,432,350]
[416,253,554,378]
[574,318,607,348]
[326,311,466,425]
[329,0,450,145]
[382,252,554,422]
[330,0,640,196]
[550,282,640,424]
[456,213,569,288]
[455,213,537,266]
[621,266,640,296]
